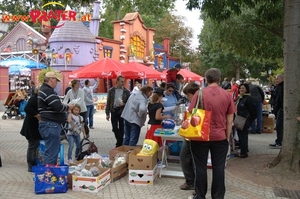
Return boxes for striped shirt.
[38,83,69,123]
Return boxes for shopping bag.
[76,138,98,160]
[233,115,247,130]
[32,164,68,194]
[178,89,211,141]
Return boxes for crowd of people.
[19,64,284,199]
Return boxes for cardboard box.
[263,115,274,133]
[72,167,111,193]
[110,162,128,182]
[128,149,158,170]
[109,145,142,163]
[128,165,158,185]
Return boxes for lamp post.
[45,46,52,67]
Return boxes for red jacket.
[231,84,239,101]
[166,68,178,83]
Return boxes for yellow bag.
[178,89,211,141]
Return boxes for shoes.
[180,183,194,190]
[269,143,281,148]
[89,126,94,129]
[234,153,248,158]
[157,160,166,168]
[256,132,262,134]
[250,132,256,134]
[68,159,73,164]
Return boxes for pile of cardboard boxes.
[68,145,159,193]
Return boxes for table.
[154,131,184,178]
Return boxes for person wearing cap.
[231,80,240,102]
[121,85,153,146]
[166,63,182,85]
[145,87,171,146]
[38,71,74,165]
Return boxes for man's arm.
[226,113,234,140]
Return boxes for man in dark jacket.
[270,74,284,147]
[105,75,131,147]
[38,72,73,165]
[249,82,265,134]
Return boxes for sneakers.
[180,183,194,190]
[89,126,94,129]
[68,159,73,164]
[269,143,281,148]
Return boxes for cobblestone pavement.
[0,111,288,199]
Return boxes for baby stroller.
[2,91,27,120]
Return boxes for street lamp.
[45,46,52,67]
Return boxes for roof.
[49,21,96,43]
[122,12,144,23]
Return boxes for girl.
[145,88,171,146]
[67,104,86,163]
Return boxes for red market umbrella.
[126,61,163,79]
[161,69,204,82]
[69,58,145,79]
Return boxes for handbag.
[76,138,98,160]
[178,88,212,141]
[32,164,68,194]
[234,115,247,130]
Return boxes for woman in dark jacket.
[20,87,42,172]
[235,83,257,158]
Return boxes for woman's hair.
[34,85,40,94]
[183,83,200,95]
[205,68,221,84]
[72,104,81,113]
[159,82,166,88]
[238,83,250,94]
[85,79,90,86]
[140,85,153,94]
[166,83,175,90]
[150,93,162,103]
[71,79,80,88]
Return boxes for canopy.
[0,57,47,69]
[8,65,31,76]
[125,61,162,79]
[161,69,204,81]
[69,58,145,79]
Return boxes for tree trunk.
[269,0,300,173]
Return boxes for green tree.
[186,0,300,173]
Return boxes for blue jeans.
[39,121,61,165]
[86,105,94,127]
[123,119,141,146]
[190,139,229,199]
[67,134,81,160]
[251,102,262,133]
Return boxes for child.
[145,88,170,146]
[67,104,86,163]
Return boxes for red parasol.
[126,61,163,79]
[69,58,145,79]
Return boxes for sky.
[174,0,203,48]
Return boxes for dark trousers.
[27,139,39,171]
[190,139,228,199]
[179,139,195,186]
[275,109,283,145]
[111,111,124,147]
[80,111,89,136]
[237,128,248,155]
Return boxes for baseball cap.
[153,87,165,97]
[236,80,240,85]
[45,71,61,82]
[174,63,182,69]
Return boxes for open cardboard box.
[128,148,158,170]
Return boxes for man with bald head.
[269,74,284,148]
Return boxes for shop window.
[103,46,113,58]
[130,36,145,58]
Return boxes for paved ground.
[0,110,289,199]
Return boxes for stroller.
[2,90,27,120]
